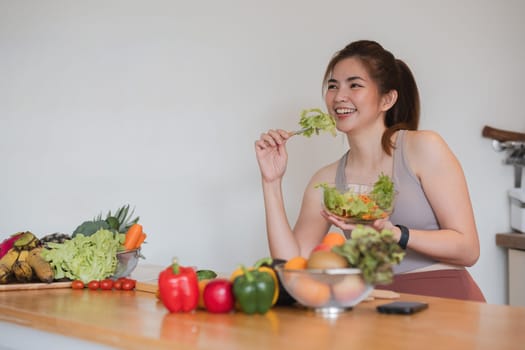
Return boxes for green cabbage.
[42,229,125,283]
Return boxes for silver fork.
[289,127,312,136]
[289,128,319,136]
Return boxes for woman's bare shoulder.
[405,129,446,144]
[404,130,458,173]
[405,130,451,157]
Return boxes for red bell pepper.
[158,258,199,313]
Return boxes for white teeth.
[335,108,356,114]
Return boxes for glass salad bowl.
[274,263,373,316]
[317,182,396,224]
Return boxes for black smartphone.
[376,301,429,315]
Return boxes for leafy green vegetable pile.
[298,108,337,137]
[316,173,395,222]
[41,229,125,283]
[332,225,405,285]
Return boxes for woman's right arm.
[255,129,299,258]
[255,130,331,259]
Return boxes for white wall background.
[1,0,523,305]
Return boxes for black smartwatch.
[395,224,409,250]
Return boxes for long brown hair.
[323,40,420,155]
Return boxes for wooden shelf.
[496,233,525,250]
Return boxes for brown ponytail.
[323,40,420,155]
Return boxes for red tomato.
[100,279,114,290]
[87,280,100,290]
[203,278,234,313]
[113,280,123,290]
[126,278,136,289]
[121,280,135,291]
[71,280,84,289]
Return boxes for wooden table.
[1,287,524,350]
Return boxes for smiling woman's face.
[324,57,384,133]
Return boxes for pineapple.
[100,204,140,233]
[73,204,140,237]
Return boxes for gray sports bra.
[335,130,438,273]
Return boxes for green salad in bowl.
[316,174,395,224]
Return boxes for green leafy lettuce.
[298,108,337,137]
[41,229,125,283]
[370,173,395,209]
[332,225,405,285]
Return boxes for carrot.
[124,224,143,250]
[134,232,147,249]
[359,194,371,204]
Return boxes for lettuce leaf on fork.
[298,108,337,137]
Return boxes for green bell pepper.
[232,264,275,315]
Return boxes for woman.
[254,40,485,302]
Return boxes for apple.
[311,243,331,254]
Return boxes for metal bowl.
[113,248,141,279]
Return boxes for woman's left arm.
[403,130,480,266]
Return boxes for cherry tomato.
[121,279,135,291]
[121,278,136,288]
[71,280,85,289]
[113,280,123,290]
[87,280,100,290]
[100,279,114,290]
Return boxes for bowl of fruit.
[275,228,405,316]
[274,264,373,315]
[316,174,396,224]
